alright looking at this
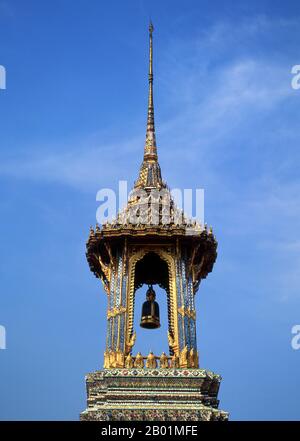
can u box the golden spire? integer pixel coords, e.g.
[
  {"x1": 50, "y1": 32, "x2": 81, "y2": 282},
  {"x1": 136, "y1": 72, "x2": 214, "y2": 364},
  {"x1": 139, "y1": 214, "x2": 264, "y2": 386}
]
[
  {"x1": 144, "y1": 21, "x2": 157, "y2": 160},
  {"x1": 135, "y1": 22, "x2": 164, "y2": 189}
]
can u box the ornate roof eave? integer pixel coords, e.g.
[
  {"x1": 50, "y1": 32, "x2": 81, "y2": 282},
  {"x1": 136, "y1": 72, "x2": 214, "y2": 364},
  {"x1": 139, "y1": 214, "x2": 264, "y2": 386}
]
[
  {"x1": 87, "y1": 222, "x2": 217, "y2": 241},
  {"x1": 86, "y1": 224, "x2": 218, "y2": 287}
]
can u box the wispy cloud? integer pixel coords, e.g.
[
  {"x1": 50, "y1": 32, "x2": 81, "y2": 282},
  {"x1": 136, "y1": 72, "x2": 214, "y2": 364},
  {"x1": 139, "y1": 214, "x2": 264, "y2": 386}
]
[
  {"x1": 0, "y1": 136, "x2": 144, "y2": 190},
  {"x1": 0, "y1": 59, "x2": 292, "y2": 191},
  {"x1": 0, "y1": 16, "x2": 295, "y2": 192}
]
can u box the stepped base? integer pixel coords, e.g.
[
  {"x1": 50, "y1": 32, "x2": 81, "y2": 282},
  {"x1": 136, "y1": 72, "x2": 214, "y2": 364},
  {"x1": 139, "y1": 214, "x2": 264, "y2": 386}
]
[{"x1": 80, "y1": 368, "x2": 228, "y2": 421}]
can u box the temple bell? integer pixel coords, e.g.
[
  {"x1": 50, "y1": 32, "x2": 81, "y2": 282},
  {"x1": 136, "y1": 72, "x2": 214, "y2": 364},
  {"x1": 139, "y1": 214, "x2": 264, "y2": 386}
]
[{"x1": 140, "y1": 285, "x2": 161, "y2": 329}]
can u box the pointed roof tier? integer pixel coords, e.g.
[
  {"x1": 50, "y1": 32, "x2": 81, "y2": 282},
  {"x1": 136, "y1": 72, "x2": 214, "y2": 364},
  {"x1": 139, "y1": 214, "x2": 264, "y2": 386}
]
[
  {"x1": 86, "y1": 24, "x2": 218, "y2": 292},
  {"x1": 134, "y1": 22, "x2": 165, "y2": 190}
]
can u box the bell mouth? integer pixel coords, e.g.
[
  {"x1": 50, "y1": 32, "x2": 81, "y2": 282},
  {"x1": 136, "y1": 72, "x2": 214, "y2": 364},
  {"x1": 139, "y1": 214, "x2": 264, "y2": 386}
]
[{"x1": 140, "y1": 316, "x2": 161, "y2": 329}]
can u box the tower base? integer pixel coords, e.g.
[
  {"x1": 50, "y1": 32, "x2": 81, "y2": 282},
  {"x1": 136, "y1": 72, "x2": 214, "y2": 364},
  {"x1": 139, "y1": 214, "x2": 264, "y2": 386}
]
[{"x1": 80, "y1": 368, "x2": 228, "y2": 421}]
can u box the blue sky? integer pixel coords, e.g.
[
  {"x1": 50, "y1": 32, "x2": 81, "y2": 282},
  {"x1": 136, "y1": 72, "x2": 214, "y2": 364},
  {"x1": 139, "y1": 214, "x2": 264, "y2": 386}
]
[{"x1": 0, "y1": 0, "x2": 300, "y2": 420}]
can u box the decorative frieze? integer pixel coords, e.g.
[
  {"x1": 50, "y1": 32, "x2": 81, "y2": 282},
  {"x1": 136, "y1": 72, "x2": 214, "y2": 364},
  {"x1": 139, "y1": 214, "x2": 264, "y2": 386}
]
[{"x1": 80, "y1": 368, "x2": 228, "y2": 421}]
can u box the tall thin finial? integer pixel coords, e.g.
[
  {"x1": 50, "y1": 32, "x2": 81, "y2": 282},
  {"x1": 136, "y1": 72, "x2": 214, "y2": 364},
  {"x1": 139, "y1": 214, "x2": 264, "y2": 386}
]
[
  {"x1": 149, "y1": 21, "x2": 153, "y2": 81},
  {"x1": 134, "y1": 22, "x2": 164, "y2": 189},
  {"x1": 144, "y1": 20, "x2": 157, "y2": 160}
]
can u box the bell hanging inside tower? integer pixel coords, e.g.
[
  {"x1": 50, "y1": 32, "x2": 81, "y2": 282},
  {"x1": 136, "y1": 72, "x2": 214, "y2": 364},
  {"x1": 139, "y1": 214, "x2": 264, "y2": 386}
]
[{"x1": 140, "y1": 285, "x2": 161, "y2": 329}]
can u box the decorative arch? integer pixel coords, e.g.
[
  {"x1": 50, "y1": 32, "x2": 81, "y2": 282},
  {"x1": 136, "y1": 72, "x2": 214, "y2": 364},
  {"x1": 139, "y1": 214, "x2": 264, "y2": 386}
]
[{"x1": 125, "y1": 247, "x2": 179, "y2": 356}]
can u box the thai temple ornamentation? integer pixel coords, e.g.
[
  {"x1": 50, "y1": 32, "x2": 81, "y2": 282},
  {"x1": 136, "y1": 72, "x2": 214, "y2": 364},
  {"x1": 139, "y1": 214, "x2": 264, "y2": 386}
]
[{"x1": 81, "y1": 23, "x2": 228, "y2": 421}]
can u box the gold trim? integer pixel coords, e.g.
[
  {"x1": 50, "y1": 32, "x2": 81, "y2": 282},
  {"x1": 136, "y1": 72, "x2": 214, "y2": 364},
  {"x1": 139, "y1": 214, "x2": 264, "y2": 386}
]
[
  {"x1": 178, "y1": 257, "x2": 186, "y2": 348},
  {"x1": 140, "y1": 315, "x2": 160, "y2": 327},
  {"x1": 103, "y1": 349, "x2": 198, "y2": 369},
  {"x1": 125, "y1": 330, "x2": 136, "y2": 354},
  {"x1": 125, "y1": 246, "x2": 179, "y2": 357},
  {"x1": 107, "y1": 306, "x2": 126, "y2": 319},
  {"x1": 178, "y1": 306, "x2": 196, "y2": 321}
]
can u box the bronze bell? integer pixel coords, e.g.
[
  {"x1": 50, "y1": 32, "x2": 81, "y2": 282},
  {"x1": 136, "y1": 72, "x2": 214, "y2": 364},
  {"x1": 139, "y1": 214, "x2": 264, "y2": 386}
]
[{"x1": 140, "y1": 285, "x2": 160, "y2": 329}]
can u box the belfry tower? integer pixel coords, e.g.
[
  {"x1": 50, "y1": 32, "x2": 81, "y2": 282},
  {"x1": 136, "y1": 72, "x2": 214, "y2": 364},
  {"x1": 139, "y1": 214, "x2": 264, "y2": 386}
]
[{"x1": 80, "y1": 24, "x2": 228, "y2": 421}]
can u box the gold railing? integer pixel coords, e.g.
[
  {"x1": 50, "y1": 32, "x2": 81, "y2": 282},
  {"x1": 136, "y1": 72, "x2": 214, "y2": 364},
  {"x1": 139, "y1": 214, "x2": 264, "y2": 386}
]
[
  {"x1": 104, "y1": 348, "x2": 199, "y2": 369},
  {"x1": 125, "y1": 352, "x2": 178, "y2": 369}
]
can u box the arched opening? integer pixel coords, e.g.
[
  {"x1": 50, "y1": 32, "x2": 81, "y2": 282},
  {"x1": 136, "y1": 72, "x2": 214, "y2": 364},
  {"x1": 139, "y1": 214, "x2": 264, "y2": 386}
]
[{"x1": 132, "y1": 252, "x2": 171, "y2": 356}]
